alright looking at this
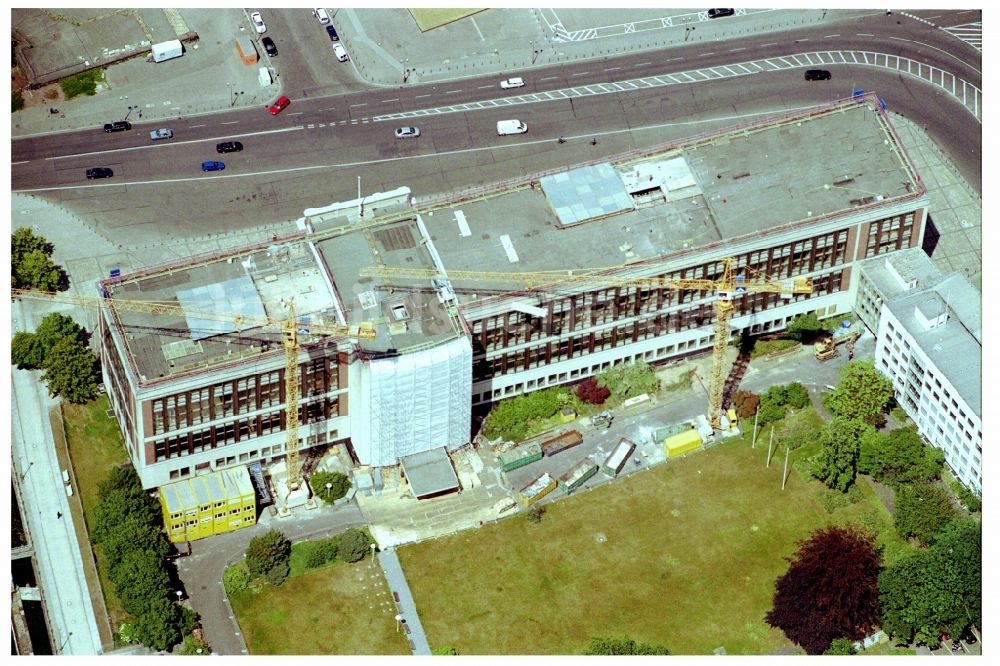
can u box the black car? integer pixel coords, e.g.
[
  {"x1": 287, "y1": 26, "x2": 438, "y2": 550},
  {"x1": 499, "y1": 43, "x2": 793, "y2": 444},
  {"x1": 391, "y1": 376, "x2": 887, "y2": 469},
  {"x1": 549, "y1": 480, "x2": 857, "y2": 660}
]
[
  {"x1": 707, "y1": 8, "x2": 735, "y2": 18},
  {"x1": 103, "y1": 121, "x2": 131, "y2": 133},
  {"x1": 804, "y1": 69, "x2": 833, "y2": 81},
  {"x1": 326, "y1": 24, "x2": 339, "y2": 41},
  {"x1": 216, "y1": 141, "x2": 244, "y2": 153},
  {"x1": 262, "y1": 36, "x2": 277, "y2": 57},
  {"x1": 86, "y1": 167, "x2": 114, "y2": 179}
]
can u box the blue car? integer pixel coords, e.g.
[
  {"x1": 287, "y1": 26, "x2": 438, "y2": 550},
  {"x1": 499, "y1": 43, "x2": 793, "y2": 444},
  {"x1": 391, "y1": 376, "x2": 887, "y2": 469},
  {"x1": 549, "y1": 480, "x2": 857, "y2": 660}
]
[{"x1": 201, "y1": 161, "x2": 225, "y2": 172}]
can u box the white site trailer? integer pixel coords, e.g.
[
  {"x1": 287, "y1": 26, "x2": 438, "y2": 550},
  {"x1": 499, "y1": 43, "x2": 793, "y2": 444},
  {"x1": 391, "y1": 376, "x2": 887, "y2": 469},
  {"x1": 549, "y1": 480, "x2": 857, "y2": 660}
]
[{"x1": 151, "y1": 40, "x2": 183, "y2": 63}]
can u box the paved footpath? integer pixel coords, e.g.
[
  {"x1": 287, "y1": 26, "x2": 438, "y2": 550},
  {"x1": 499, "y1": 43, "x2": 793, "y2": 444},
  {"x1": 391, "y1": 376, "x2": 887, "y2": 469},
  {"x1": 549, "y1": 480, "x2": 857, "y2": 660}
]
[{"x1": 378, "y1": 549, "x2": 432, "y2": 655}]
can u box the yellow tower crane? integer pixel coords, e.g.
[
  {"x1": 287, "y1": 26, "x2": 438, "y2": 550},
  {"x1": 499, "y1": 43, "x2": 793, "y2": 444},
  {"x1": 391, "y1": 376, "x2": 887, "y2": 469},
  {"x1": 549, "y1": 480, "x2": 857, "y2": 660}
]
[
  {"x1": 359, "y1": 258, "x2": 812, "y2": 429},
  {"x1": 11, "y1": 288, "x2": 376, "y2": 490}
]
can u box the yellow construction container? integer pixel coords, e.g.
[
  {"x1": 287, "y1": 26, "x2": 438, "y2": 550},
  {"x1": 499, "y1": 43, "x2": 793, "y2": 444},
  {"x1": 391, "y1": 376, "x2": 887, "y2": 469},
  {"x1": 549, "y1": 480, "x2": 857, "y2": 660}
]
[
  {"x1": 159, "y1": 468, "x2": 257, "y2": 543},
  {"x1": 663, "y1": 428, "x2": 703, "y2": 458}
]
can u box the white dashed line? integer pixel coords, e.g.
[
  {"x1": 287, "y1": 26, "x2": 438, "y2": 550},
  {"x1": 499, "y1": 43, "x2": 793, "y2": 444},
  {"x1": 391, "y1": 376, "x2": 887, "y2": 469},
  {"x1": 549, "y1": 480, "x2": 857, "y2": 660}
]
[
  {"x1": 761, "y1": 42, "x2": 777, "y2": 47},
  {"x1": 700, "y1": 52, "x2": 715, "y2": 56},
  {"x1": 729, "y1": 47, "x2": 747, "y2": 52},
  {"x1": 13, "y1": 160, "x2": 28, "y2": 165},
  {"x1": 221, "y1": 121, "x2": 239, "y2": 125},
  {"x1": 190, "y1": 124, "x2": 206, "y2": 128},
  {"x1": 382, "y1": 98, "x2": 399, "y2": 103},
  {"x1": 824, "y1": 34, "x2": 840, "y2": 38},
  {"x1": 350, "y1": 102, "x2": 368, "y2": 107},
  {"x1": 635, "y1": 62, "x2": 652, "y2": 66},
  {"x1": 571, "y1": 71, "x2": 591, "y2": 76},
  {"x1": 540, "y1": 76, "x2": 559, "y2": 80},
  {"x1": 445, "y1": 89, "x2": 462, "y2": 94},
  {"x1": 604, "y1": 67, "x2": 621, "y2": 71},
  {"x1": 857, "y1": 33, "x2": 875, "y2": 36}
]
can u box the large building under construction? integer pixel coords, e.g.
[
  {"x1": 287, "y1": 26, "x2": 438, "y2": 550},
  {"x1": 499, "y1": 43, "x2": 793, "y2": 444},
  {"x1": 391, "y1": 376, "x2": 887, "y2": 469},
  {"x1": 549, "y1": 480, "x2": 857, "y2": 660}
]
[{"x1": 98, "y1": 96, "x2": 929, "y2": 489}]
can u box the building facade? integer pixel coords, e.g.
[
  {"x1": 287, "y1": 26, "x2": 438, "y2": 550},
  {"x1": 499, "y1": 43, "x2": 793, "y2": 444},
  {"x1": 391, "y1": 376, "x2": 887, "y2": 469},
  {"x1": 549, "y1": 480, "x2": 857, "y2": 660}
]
[{"x1": 858, "y1": 252, "x2": 982, "y2": 492}]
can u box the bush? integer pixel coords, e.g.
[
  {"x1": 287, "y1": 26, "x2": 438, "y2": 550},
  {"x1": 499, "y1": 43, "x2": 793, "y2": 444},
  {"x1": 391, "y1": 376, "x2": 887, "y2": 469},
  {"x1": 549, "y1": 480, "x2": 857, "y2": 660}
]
[
  {"x1": 824, "y1": 638, "x2": 857, "y2": 655},
  {"x1": 785, "y1": 312, "x2": 831, "y2": 342},
  {"x1": 483, "y1": 387, "x2": 565, "y2": 441},
  {"x1": 311, "y1": 470, "x2": 351, "y2": 504},
  {"x1": 12, "y1": 91, "x2": 24, "y2": 112},
  {"x1": 60, "y1": 69, "x2": 103, "y2": 98},
  {"x1": 784, "y1": 382, "x2": 811, "y2": 409},
  {"x1": 732, "y1": 390, "x2": 760, "y2": 418},
  {"x1": 180, "y1": 634, "x2": 211, "y2": 656},
  {"x1": 575, "y1": 377, "x2": 610, "y2": 405},
  {"x1": 303, "y1": 539, "x2": 338, "y2": 569},
  {"x1": 895, "y1": 482, "x2": 959, "y2": 544},
  {"x1": 245, "y1": 530, "x2": 291, "y2": 579},
  {"x1": 950, "y1": 481, "x2": 982, "y2": 513},
  {"x1": 526, "y1": 505, "x2": 546, "y2": 524},
  {"x1": 596, "y1": 361, "x2": 660, "y2": 400},
  {"x1": 337, "y1": 528, "x2": 372, "y2": 563},
  {"x1": 263, "y1": 561, "x2": 290, "y2": 586},
  {"x1": 223, "y1": 565, "x2": 252, "y2": 595}
]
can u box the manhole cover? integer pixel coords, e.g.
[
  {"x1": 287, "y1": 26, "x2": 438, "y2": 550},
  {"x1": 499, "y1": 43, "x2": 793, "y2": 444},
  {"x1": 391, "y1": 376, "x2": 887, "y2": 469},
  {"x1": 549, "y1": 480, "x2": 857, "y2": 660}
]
[{"x1": 594, "y1": 532, "x2": 607, "y2": 544}]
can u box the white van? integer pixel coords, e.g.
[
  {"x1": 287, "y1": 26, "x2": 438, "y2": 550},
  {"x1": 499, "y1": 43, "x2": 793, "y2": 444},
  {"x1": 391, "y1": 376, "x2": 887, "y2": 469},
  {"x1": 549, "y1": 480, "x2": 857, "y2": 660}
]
[
  {"x1": 332, "y1": 43, "x2": 349, "y2": 62},
  {"x1": 496, "y1": 119, "x2": 528, "y2": 136},
  {"x1": 313, "y1": 8, "x2": 330, "y2": 24}
]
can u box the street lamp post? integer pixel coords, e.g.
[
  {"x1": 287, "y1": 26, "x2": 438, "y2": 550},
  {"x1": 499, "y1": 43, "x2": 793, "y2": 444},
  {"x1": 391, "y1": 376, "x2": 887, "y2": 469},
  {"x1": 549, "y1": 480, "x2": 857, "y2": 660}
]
[
  {"x1": 19, "y1": 460, "x2": 33, "y2": 481},
  {"x1": 59, "y1": 631, "x2": 73, "y2": 654},
  {"x1": 395, "y1": 614, "x2": 404, "y2": 632},
  {"x1": 369, "y1": 543, "x2": 377, "y2": 565},
  {"x1": 402, "y1": 58, "x2": 409, "y2": 83},
  {"x1": 325, "y1": 482, "x2": 332, "y2": 502}
]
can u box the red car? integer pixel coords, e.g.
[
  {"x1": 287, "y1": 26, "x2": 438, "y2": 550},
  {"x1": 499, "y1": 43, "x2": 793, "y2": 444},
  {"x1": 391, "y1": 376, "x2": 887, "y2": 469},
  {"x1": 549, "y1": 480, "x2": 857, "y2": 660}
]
[{"x1": 268, "y1": 96, "x2": 290, "y2": 115}]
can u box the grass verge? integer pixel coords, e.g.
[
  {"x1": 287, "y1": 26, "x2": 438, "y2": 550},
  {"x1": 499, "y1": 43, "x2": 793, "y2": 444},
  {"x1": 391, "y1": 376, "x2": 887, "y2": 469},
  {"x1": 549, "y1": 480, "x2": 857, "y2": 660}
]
[
  {"x1": 61, "y1": 395, "x2": 130, "y2": 634},
  {"x1": 400, "y1": 434, "x2": 910, "y2": 655}
]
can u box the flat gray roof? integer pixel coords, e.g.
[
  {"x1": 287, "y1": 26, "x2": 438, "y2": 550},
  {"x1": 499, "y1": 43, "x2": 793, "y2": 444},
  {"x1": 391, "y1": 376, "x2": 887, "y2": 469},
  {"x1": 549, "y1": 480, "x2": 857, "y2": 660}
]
[
  {"x1": 399, "y1": 447, "x2": 459, "y2": 498},
  {"x1": 422, "y1": 102, "x2": 920, "y2": 301},
  {"x1": 885, "y1": 274, "x2": 981, "y2": 416},
  {"x1": 858, "y1": 248, "x2": 945, "y2": 301}
]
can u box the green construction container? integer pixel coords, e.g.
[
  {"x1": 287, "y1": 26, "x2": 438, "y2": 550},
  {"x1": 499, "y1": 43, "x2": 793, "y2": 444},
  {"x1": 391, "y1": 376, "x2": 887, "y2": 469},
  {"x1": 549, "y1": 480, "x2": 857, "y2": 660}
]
[
  {"x1": 559, "y1": 459, "x2": 599, "y2": 493},
  {"x1": 498, "y1": 442, "x2": 543, "y2": 472}
]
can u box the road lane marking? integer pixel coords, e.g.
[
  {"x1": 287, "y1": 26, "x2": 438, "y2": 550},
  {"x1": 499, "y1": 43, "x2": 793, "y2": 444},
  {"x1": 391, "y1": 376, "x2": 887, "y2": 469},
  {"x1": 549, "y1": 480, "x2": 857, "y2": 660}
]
[
  {"x1": 604, "y1": 67, "x2": 621, "y2": 71},
  {"x1": 42, "y1": 126, "x2": 305, "y2": 160},
  {"x1": 415, "y1": 94, "x2": 430, "y2": 98},
  {"x1": 350, "y1": 102, "x2": 368, "y2": 107},
  {"x1": 824, "y1": 34, "x2": 840, "y2": 38},
  {"x1": 729, "y1": 47, "x2": 747, "y2": 52},
  {"x1": 190, "y1": 124, "x2": 206, "y2": 128},
  {"x1": 635, "y1": 62, "x2": 652, "y2": 66},
  {"x1": 539, "y1": 76, "x2": 559, "y2": 80},
  {"x1": 445, "y1": 89, "x2": 462, "y2": 93},
  {"x1": 221, "y1": 121, "x2": 239, "y2": 124},
  {"x1": 13, "y1": 160, "x2": 28, "y2": 165},
  {"x1": 382, "y1": 98, "x2": 399, "y2": 102}
]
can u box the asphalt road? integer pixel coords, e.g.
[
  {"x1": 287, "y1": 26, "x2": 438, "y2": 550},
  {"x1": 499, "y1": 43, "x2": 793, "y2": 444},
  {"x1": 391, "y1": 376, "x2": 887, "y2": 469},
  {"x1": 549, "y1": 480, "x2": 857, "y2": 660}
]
[{"x1": 10, "y1": 10, "x2": 981, "y2": 250}]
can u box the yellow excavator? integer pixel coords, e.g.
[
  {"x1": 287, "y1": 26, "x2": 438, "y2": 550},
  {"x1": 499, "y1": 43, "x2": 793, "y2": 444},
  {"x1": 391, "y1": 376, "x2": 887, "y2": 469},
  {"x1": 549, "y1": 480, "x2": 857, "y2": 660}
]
[{"x1": 814, "y1": 330, "x2": 861, "y2": 361}]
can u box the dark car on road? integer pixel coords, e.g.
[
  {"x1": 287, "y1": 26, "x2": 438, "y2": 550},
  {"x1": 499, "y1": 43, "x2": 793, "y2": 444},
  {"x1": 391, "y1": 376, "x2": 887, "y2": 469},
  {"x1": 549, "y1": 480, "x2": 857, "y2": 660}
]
[
  {"x1": 103, "y1": 121, "x2": 131, "y2": 133},
  {"x1": 262, "y1": 37, "x2": 277, "y2": 57},
  {"x1": 86, "y1": 167, "x2": 114, "y2": 179},
  {"x1": 216, "y1": 141, "x2": 244, "y2": 153},
  {"x1": 707, "y1": 8, "x2": 735, "y2": 18},
  {"x1": 326, "y1": 24, "x2": 339, "y2": 41},
  {"x1": 804, "y1": 69, "x2": 833, "y2": 81}
]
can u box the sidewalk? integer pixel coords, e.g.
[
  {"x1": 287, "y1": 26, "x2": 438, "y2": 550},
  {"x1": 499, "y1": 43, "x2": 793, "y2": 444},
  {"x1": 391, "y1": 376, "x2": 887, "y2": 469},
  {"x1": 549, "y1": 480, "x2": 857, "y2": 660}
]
[{"x1": 377, "y1": 549, "x2": 432, "y2": 656}]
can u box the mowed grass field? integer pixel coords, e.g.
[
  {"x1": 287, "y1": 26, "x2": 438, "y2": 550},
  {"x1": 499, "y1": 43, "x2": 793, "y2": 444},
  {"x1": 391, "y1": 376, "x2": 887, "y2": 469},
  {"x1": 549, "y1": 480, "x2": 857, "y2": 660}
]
[
  {"x1": 400, "y1": 436, "x2": 906, "y2": 655},
  {"x1": 408, "y1": 8, "x2": 484, "y2": 31},
  {"x1": 231, "y1": 559, "x2": 410, "y2": 655}
]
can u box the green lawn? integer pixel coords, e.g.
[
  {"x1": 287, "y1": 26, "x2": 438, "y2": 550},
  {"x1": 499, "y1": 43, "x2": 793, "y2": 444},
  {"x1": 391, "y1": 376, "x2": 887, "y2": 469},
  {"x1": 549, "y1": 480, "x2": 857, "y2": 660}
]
[
  {"x1": 408, "y1": 8, "x2": 484, "y2": 31},
  {"x1": 399, "y1": 435, "x2": 909, "y2": 655},
  {"x1": 231, "y1": 559, "x2": 410, "y2": 655},
  {"x1": 61, "y1": 395, "x2": 131, "y2": 632}
]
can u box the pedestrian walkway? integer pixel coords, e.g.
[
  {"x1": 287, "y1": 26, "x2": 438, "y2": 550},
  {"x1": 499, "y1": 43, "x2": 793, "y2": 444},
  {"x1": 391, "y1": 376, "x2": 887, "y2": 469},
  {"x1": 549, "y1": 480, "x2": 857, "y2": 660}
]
[{"x1": 377, "y1": 549, "x2": 432, "y2": 656}]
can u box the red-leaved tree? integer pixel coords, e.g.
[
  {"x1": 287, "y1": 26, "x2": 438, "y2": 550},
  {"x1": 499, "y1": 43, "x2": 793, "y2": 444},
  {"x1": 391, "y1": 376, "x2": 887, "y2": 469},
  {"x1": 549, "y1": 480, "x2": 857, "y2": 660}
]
[
  {"x1": 765, "y1": 525, "x2": 882, "y2": 654},
  {"x1": 576, "y1": 377, "x2": 610, "y2": 405}
]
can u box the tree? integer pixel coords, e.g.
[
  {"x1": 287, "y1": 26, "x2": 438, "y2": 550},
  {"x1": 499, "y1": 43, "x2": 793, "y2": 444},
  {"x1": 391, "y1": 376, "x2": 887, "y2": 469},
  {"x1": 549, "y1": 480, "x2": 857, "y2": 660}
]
[
  {"x1": 811, "y1": 417, "x2": 865, "y2": 492},
  {"x1": 784, "y1": 382, "x2": 811, "y2": 409},
  {"x1": 263, "y1": 561, "x2": 290, "y2": 586},
  {"x1": 245, "y1": 530, "x2": 291, "y2": 579},
  {"x1": 824, "y1": 638, "x2": 857, "y2": 655},
  {"x1": 584, "y1": 636, "x2": 670, "y2": 655},
  {"x1": 111, "y1": 549, "x2": 173, "y2": 617},
  {"x1": 879, "y1": 518, "x2": 981, "y2": 648},
  {"x1": 40, "y1": 336, "x2": 100, "y2": 403},
  {"x1": 857, "y1": 429, "x2": 886, "y2": 476},
  {"x1": 827, "y1": 360, "x2": 894, "y2": 426},
  {"x1": 894, "y1": 482, "x2": 959, "y2": 544},
  {"x1": 131, "y1": 597, "x2": 197, "y2": 652},
  {"x1": 766, "y1": 525, "x2": 882, "y2": 655},
  {"x1": 11, "y1": 331, "x2": 43, "y2": 369},
  {"x1": 101, "y1": 522, "x2": 171, "y2": 571},
  {"x1": 11, "y1": 312, "x2": 86, "y2": 370},
  {"x1": 223, "y1": 564, "x2": 253, "y2": 595},
  {"x1": 526, "y1": 504, "x2": 546, "y2": 524},
  {"x1": 785, "y1": 312, "x2": 830, "y2": 342},
  {"x1": 483, "y1": 388, "x2": 564, "y2": 441},
  {"x1": 575, "y1": 377, "x2": 610, "y2": 404},
  {"x1": 596, "y1": 361, "x2": 660, "y2": 400},
  {"x1": 12, "y1": 228, "x2": 67, "y2": 291},
  {"x1": 337, "y1": 528, "x2": 372, "y2": 563},
  {"x1": 311, "y1": 470, "x2": 351, "y2": 504},
  {"x1": 732, "y1": 390, "x2": 760, "y2": 419},
  {"x1": 870, "y1": 428, "x2": 944, "y2": 486}
]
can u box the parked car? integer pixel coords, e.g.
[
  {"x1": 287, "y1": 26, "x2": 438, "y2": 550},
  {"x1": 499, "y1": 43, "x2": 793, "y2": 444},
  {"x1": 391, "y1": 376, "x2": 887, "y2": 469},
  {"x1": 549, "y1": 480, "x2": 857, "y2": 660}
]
[
  {"x1": 332, "y1": 43, "x2": 349, "y2": 62},
  {"x1": 804, "y1": 69, "x2": 832, "y2": 81},
  {"x1": 103, "y1": 121, "x2": 131, "y2": 133},
  {"x1": 394, "y1": 126, "x2": 421, "y2": 139},
  {"x1": 201, "y1": 161, "x2": 225, "y2": 172},
  {"x1": 262, "y1": 36, "x2": 277, "y2": 57},
  {"x1": 216, "y1": 141, "x2": 244, "y2": 153},
  {"x1": 86, "y1": 167, "x2": 114, "y2": 179},
  {"x1": 707, "y1": 8, "x2": 735, "y2": 18},
  {"x1": 268, "y1": 95, "x2": 291, "y2": 115},
  {"x1": 149, "y1": 128, "x2": 173, "y2": 140},
  {"x1": 250, "y1": 11, "x2": 266, "y2": 34},
  {"x1": 326, "y1": 24, "x2": 339, "y2": 41},
  {"x1": 500, "y1": 77, "x2": 525, "y2": 89},
  {"x1": 313, "y1": 8, "x2": 330, "y2": 25}
]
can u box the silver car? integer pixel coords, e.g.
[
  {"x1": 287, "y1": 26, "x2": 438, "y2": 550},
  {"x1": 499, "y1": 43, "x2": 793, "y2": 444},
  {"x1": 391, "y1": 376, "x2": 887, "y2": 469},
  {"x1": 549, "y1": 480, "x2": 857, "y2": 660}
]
[
  {"x1": 149, "y1": 128, "x2": 174, "y2": 140},
  {"x1": 394, "y1": 126, "x2": 421, "y2": 139}
]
